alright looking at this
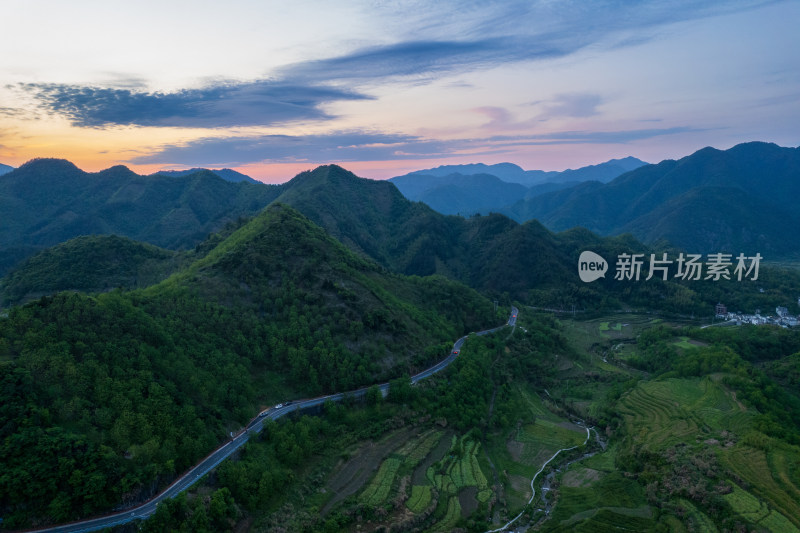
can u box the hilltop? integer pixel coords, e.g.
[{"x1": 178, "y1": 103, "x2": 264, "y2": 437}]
[
  {"x1": 156, "y1": 167, "x2": 258, "y2": 183},
  {"x1": 0, "y1": 158, "x2": 282, "y2": 275}
]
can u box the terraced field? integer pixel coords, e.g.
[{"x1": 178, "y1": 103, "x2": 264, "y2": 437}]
[
  {"x1": 615, "y1": 375, "x2": 800, "y2": 531},
  {"x1": 541, "y1": 471, "x2": 654, "y2": 532},
  {"x1": 421, "y1": 434, "x2": 495, "y2": 528},
  {"x1": 723, "y1": 483, "x2": 799, "y2": 532},
  {"x1": 513, "y1": 419, "x2": 587, "y2": 467},
  {"x1": 405, "y1": 485, "x2": 431, "y2": 513},
  {"x1": 617, "y1": 377, "x2": 752, "y2": 450},
  {"x1": 720, "y1": 444, "x2": 800, "y2": 529},
  {"x1": 359, "y1": 456, "x2": 402, "y2": 506},
  {"x1": 352, "y1": 430, "x2": 494, "y2": 529},
  {"x1": 677, "y1": 499, "x2": 719, "y2": 533}
]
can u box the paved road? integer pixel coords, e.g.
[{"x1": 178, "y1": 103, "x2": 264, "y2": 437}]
[{"x1": 26, "y1": 306, "x2": 518, "y2": 533}]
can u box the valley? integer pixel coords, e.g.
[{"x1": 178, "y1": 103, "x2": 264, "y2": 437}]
[{"x1": 1, "y1": 158, "x2": 799, "y2": 533}]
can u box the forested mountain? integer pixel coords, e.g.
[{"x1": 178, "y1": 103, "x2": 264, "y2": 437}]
[
  {"x1": 503, "y1": 142, "x2": 800, "y2": 257},
  {"x1": 274, "y1": 165, "x2": 574, "y2": 296},
  {"x1": 4, "y1": 155, "x2": 798, "y2": 314},
  {"x1": 269, "y1": 165, "x2": 707, "y2": 312},
  {"x1": 0, "y1": 203, "x2": 496, "y2": 528},
  {"x1": 0, "y1": 235, "x2": 186, "y2": 307},
  {"x1": 0, "y1": 158, "x2": 282, "y2": 276},
  {"x1": 0, "y1": 162, "x2": 13, "y2": 175},
  {"x1": 0, "y1": 160, "x2": 647, "y2": 308},
  {"x1": 156, "y1": 168, "x2": 258, "y2": 183}
]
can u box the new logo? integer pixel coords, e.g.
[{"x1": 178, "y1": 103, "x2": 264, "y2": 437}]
[{"x1": 578, "y1": 251, "x2": 608, "y2": 283}]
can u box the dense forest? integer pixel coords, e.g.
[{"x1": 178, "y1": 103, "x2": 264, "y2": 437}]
[{"x1": 0, "y1": 205, "x2": 498, "y2": 528}]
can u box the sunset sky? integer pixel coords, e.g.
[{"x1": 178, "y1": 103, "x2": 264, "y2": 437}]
[{"x1": 1, "y1": 0, "x2": 798, "y2": 182}]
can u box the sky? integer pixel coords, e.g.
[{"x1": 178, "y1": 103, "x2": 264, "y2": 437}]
[{"x1": 0, "y1": 0, "x2": 798, "y2": 183}]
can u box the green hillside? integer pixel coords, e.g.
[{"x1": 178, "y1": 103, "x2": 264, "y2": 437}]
[
  {"x1": 0, "y1": 204, "x2": 496, "y2": 529},
  {"x1": 4, "y1": 159, "x2": 799, "y2": 318},
  {"x1": 272, "y1": 165, "x2": 703, "y2": 312},
  {"x1": 0, "y1": 234, "x2": 185, "y2": 307},
  {"x1": 0, "y1": 158, "x2": 283, "y2": 276}
]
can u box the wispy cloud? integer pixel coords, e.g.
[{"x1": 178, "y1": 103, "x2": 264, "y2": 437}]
[
  {"x1": 277, "y1": 37, "x2": 564, "y2": 85},
  {"x1": 129, "y1": 126, "x2": 699, "y2": 167},
  {"x1": 474, "y1": 94, "x2": 606, "y2": 132},
  {"x1": 128, "y1": 131, "x2": 448, "y2": 166},
  {"x1": 487, "y1": 126, "x2": 703, "y2": 146},
  {"x1": 17, "y1": 0, "x2": 776, "y2": 129},
  {"x1": 18, "y1": 81, "x2": 369, "y2": 128}
]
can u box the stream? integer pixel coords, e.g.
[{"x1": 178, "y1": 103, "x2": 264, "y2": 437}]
[{"x1": 485, "y1": 422, "x2": 606, "y2": 533}]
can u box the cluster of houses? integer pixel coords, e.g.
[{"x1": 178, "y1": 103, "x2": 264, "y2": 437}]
[{"x1": 715, "y1": 301, "x2": 799, "y2": 327}]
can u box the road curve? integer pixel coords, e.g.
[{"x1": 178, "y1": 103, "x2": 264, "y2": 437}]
[{"x1": 24, "y1": 306, "x2": 518, "y2": 533}]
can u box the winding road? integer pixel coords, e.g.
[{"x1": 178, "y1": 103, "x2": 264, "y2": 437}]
[{"x1": 25, "y1": 307, "x2": 518, "y2": 533}]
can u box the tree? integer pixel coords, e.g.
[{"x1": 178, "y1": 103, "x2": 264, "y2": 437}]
[
  {"x1": 366, "y1": 384, "x2": 383, "y2": 406},
  {"x1": 388, "y1": 375, "x2": 413, "y2": 404}
]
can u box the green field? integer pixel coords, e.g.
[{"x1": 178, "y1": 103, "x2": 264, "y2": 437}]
[
  {"x1": 406, "y1": 485, "x2": 432, "y2": 513},
  {"x1": 673, "y1": 336, "x2": 700, "y2": 349},
  {"x1": 359, "y1": 456, "x2": 402, "y2": 506},
  {"x1": 541, "y1": 471, "x2": 653, "y2": 532},
  {"x1": 720, "y1": 444, "x2": 800, "y2": 529},
  {"x1": 617, "y1": 377, "x2": 752, "y2": 450},
  {"x1": 515, "y1": 419, "x2": 587, "y2": 466}
]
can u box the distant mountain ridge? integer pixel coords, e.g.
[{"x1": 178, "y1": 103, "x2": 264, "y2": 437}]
[
  {"x1": 503, "y1": 142, "x2": 800, "y2": 257},
  {"x1": 0, "y1": 162, "x2": 14, "y2": 175},
  {"x1": 3, "y1": 141, "x2": 799, "y2": 298},
  {"x1": 389, "y1": 156, "x2": 648, "y2": 216},
  {"x1": 0, "y1": 158, "x2": 282, "y2": 275},
  {"x1": 399, "y1": 156, "x2": 647, "y2": 186},
  {"x1": 389, "y1": 172, "x2": 530, "y2": 215},
  {"x1": 156, "y1": 167, "x2": 258, "y2": 183}
]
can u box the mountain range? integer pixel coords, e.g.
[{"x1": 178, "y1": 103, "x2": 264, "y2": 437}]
[
  {"x1": 389, "y1": 157, "x2": 647, "y2": 216},
  {"x1": 503, "y1": 142, "x2": 800, "y2": 257},
  {"x1": 397, "y1": 157, "x2": 647, "y2": 186},
  {"x1": 0, "y1": 162, "x2": 14, "y2": 175},
  {"x1": 0, "y1": 162, "x2": 720, "y2": 315},
  {"x1": 0, "y1": 158, "x2": 282, "y2": 275},
  {"x1": 2, "y1": 142, "x2": 798, "y2": 309}
]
